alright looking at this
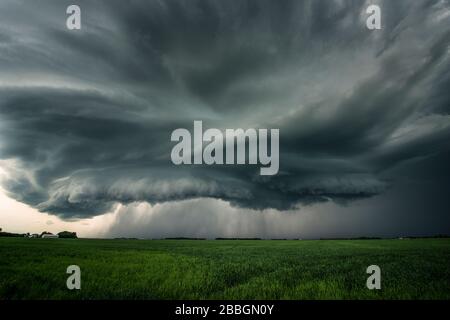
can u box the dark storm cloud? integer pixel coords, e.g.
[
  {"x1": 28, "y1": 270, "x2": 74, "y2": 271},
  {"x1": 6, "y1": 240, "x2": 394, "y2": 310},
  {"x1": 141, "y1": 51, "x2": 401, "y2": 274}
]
[{"x1": 0, "y1": 0, "x2": 449, "y2": 219}]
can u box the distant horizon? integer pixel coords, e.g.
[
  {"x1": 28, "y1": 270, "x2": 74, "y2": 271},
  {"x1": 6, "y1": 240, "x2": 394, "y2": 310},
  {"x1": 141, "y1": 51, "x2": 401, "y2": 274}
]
[{"x1": 2, "y1": 222, "x2": 450, "y2": 242}]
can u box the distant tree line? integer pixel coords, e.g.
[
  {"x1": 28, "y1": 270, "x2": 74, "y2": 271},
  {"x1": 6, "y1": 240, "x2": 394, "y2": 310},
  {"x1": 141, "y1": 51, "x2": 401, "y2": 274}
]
[
  {"x1": 0, "y1": 231, "x2": 25, "y2": 237},
  {"x1": 215, "y1": 238, "x2": 262, "y2": 240},
  {"x1": 0, "y1": 228, "x2": 77, "y2": 238}
]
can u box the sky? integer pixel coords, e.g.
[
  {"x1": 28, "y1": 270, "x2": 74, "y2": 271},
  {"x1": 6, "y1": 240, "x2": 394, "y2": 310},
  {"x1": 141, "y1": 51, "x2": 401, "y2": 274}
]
[{"x1": 0, "y1": 0, "x2": 449, "y2": 238}]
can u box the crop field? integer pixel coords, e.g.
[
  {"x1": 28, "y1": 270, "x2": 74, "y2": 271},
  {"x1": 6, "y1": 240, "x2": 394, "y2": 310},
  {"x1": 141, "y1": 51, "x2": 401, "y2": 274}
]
[{"x1": 0, "y1": 238, "x2": 449, "y2": 299}]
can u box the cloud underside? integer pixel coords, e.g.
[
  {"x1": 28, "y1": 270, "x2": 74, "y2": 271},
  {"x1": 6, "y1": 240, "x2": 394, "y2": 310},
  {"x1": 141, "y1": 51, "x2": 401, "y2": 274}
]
[{"x1": 0, "y1": 0, "x2": 450, "y2": 219}]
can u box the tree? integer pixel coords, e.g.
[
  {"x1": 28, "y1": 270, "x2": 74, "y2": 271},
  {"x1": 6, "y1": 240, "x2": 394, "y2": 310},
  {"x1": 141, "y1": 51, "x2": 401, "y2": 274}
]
[{"x1": 58, "y1": 231, "x2": 78, "y2": 239}]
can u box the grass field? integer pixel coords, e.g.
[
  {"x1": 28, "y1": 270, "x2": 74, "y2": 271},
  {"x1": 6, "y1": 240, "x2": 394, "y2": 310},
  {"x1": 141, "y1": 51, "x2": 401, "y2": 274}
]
[{"x1": 0, "y1": 237, "x2": 449, "y2": 300}]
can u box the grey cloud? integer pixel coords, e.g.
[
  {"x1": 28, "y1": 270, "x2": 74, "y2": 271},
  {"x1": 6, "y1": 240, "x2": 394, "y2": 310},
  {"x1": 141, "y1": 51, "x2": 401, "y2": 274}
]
[
  {"x1": 0, "y1": 0, "x2": 449, "y2": 223},
  {"x1": 103, "y1": 170, "x2": 450, "y2": 239}
]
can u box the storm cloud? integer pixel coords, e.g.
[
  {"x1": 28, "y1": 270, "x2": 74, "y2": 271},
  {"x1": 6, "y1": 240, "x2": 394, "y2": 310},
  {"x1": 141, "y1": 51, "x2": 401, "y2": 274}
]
[{"x1": 0, "y1": 0, "x2": 449, "y2": 227}]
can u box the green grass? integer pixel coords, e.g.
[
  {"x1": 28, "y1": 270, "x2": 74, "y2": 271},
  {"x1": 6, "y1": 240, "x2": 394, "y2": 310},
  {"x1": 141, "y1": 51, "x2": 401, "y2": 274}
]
[{"x1": 0, "y1": 238, "x2": 449, "y2": 299}]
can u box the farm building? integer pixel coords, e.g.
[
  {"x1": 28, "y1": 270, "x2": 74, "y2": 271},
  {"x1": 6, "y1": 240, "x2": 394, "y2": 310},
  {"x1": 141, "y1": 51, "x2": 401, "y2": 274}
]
[{"x1": 42, "y1": 234, "x2": 59, "y2": 239}]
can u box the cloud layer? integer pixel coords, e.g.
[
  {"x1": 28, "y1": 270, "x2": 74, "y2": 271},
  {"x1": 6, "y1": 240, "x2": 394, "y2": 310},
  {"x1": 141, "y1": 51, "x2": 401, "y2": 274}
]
[{"x1": 0, "y1": 0, "x2": 449, "y2": 224}]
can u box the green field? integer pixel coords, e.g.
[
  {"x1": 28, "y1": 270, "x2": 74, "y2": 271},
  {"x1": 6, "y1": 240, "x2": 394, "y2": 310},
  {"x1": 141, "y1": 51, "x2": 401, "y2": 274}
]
[{"x1": 0, "y1": 238, "x2": 449, "y2": 299}]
